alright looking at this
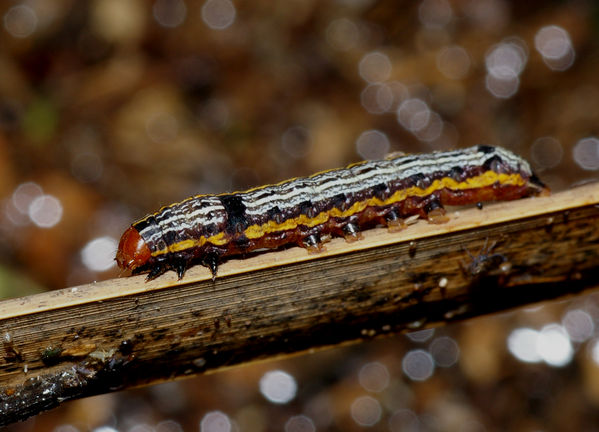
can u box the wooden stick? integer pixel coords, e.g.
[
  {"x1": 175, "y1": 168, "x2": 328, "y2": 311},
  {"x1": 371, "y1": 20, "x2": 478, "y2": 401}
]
[{"x1": 1, "y1": 182, "x2": 599, "y2": 425}]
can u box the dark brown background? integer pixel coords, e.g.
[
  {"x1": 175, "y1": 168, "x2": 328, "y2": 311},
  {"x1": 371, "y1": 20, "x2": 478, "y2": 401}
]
[{"x1": 1, "y1": 1, "x2": 599, "y2": 430}]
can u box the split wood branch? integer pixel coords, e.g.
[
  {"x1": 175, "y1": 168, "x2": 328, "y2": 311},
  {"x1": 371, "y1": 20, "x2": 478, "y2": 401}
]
[{"x1": 1, "y1": 182, "x2": 599, "y2": 425}]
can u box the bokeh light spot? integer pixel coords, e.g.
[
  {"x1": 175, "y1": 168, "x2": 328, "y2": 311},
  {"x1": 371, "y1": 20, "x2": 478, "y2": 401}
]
[
  {"x1": 397, "y1": 98, "x2": 431, "y2": 132},
  {"x1": 485, "y1": 73, "x2": 519, "y2": 99},
  {"x1": 413, "y1": 111, "x2": 443, "y2": 142},
  {"x1": 12, "y1": 182, "x2": 43, "y2": 215},
  {"x1": 91, "y1": 427, "x2": 118, "y2": 432},
  {"x1": 573, "y1": 137, "x2": 599, "y2": 170},
  {"x1": 200, "y1": 411, "x2": 232, "y2": 432},
  {"x1": 360, "y1": 83, "x2": 394, "y2": 114},
  {"x1": 485, "y1": 41, "x2": 527, "y2": 99},
  {"x1": 486, "y1": 42, "x2": 527, "y2": 79},
  {"x1": 436, "y1": 45, "x2": 471, "y2": 80},
  {"x1": 530, "y1": 136, "x2": 563, "y2": 169},
  {"x1": 28, "y1": 194, "x2": 63, "y2": 228},
  {"x1": 406, "y1": 328, "x2": 435, "y2": 342},
  {"x1": 81, "y1": 236, "x2": 118, "y2": 272},
  {"x1": 156, "y1": 419, "x2": 184, "y2": 432},
  {"x1": 53, "y1": 425, "x2": 80, "y2": 432},
  {"x1": 534, "y1": 25, "x2": 575, "y2": 71},
  {"x1": 201, "y1": 0, "x2": 236, "y2": 30},
  {"x1": 537, "y1": 324, "x2": 573, "y2": 367},
  {"x1": 350, "y1": 395, "x2": 382, "y2": 427},
  {"x1": 507, "y1": 328, "x2": 542, "y2": 363},
  {"x1": 128, "y1": 424, "x2": 153, "y2": 432},
  {"x1": 590, "y1": 338, "x2": 599, "y2": 365},
  {"x1": 402, "y1": 349, "x2": 435, "y2": 381},
  {"x1": 359, "y1": 52, "x2": 392, "y2": 83},
  {"x1": 429, "y1": 336, "x2": 460, "y2": 367},
  {"x1": 388, "y1": 409, "x2": 420, "y2": 432},
  {"x1": 259, "y1": 370, "x2": 297, "y2": 404},
  {"x1": 562, "y1": 309, "x2": 594, "y2": 343},
  {"x1": 355, "y1": 130, "x2": 390, "y2": 160},
  {"x1": 358, "y1": 361, "x2": 390, "y2": 392},
  {"x1": 284, "y1": 415, "x2": 316, "y2": 432},
  {"x1": 3, "y1": 5, "x2": 38, "y2": 38}
]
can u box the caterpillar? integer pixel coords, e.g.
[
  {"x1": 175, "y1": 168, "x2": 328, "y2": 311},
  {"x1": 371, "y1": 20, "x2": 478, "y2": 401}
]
[{"x1": 116, "y1": 145, "x2": 548, "y2": 280}]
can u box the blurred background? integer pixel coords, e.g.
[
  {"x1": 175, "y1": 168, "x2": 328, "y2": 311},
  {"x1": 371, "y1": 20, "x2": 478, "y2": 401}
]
[{"x1": 1, "y1": 0, "x2": 599, "y2": 430}]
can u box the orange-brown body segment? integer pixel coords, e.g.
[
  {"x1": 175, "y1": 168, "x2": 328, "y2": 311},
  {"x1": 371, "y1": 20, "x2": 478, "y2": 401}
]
[{"x1": 116, "y1": 227, "x2": 152, "y2": 271}]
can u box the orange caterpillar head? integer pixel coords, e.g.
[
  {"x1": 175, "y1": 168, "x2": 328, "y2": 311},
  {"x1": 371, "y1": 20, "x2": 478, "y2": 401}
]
[{"x1": 116, "y1": 227, "x2": 152, "y2": 271}]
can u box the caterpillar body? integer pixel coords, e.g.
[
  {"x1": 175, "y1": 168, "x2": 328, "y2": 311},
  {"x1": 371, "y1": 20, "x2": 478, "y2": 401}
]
[{"x1": 116, "y1": 145, "x2": 548, "y2": 280}]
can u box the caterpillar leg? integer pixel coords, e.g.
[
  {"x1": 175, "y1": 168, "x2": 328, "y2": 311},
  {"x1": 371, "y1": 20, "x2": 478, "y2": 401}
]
[
  {"x1": 427, "y1": 207, "x2": 449, "y2": 224},
  {"x1": 143, "y1": 264, "x2": 168, "y2": 281},
  {"x1": 342, "y1": 222, "x2": 363, "y2": 242},
  {"x1": 424, "y1": 197, "x2": 449, "y2": 224},
  {"x1": 302, "y1": 233, "x2": 326, "y2": 254},
  {"x1": 202, "y1": 252, "x2": 220, "y2": 281},
  {"x1": 385, "y1": 209, "x2": 422, "y2": 232},
  {"x1": 174, "y1": 259, "x2": 188, "y2": 280},
  {"x1": 138, "y1": 254, "x2": 197, "y2": 281},
  {"x1": 170, "y1": 251, "x2": 197, "y2": 280},
  {"x1": 386, "y1": 210, "x2": 407, "y2": 232}
]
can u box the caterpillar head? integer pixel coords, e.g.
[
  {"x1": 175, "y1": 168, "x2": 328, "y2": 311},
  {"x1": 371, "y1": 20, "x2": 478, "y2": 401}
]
[{"x1": 116, "y1": 227, "x2": 152, "y2": 271}]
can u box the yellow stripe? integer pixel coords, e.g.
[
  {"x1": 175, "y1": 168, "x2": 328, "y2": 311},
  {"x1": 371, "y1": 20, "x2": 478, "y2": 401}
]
[
  {"x1": 241, "y1": 171, "x2": 524, "y2": 240},
  {"x1": 151, "y1": 171, "x2": 525, "y2": 257},
  {"x1": 150, "y1": 232, "x2": 227, "y2": 257}
]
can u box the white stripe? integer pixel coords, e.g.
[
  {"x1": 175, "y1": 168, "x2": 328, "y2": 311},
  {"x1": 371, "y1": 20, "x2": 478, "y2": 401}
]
[
  {"x1": 243, "y1": 146, "x2": 529, "y2": 214},
  {"x1": 149, "y1": 146, "x2": 532, "y2": 230}
]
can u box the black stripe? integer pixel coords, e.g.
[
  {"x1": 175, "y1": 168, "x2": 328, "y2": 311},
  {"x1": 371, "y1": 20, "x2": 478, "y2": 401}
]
[
  {"x1": 477, "y1": 145, "x2": 495, "y2": 154},
  {"x1": 371, "y1": 183, "x2": 388, "y2": 200},
  {"x1": 298, "y1": 200, "x2": 315, "y2": 218},
  {"x1": 266, "y1": 206, "x2": 283, "y2": 224},
  {"x1": 161, "y1": 228, "x2": 178, "y2": 245},
  {"x1": 449, "y1": 166, "x2": 464, "y2": 181},
  {"x1": 330, "y1": 193, "x2": 347, "y2": 210},
  {"x1": 483, "y1": 155, "x2": 504, "y2": 172},
  {"x1": 394, "y1": 156, "x2": 418, "y2": 165},
  {"x1": 409, "y1": 173, "x2": 429, "y2": 189},
  {"x1": 132, "y1": 215, "x2": 164, "y2": 253},
  {"x1": 219, "y1": 194, "x2": 249, "y2": 235},
  {"x1": 133, "y1": 215, "x2": 157, "y2": 233}
]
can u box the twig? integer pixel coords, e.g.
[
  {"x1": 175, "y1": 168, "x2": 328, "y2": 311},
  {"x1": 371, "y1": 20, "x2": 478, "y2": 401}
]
[{"x1": 1, "y1": 182, "x2": 599, "y2": 425}]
